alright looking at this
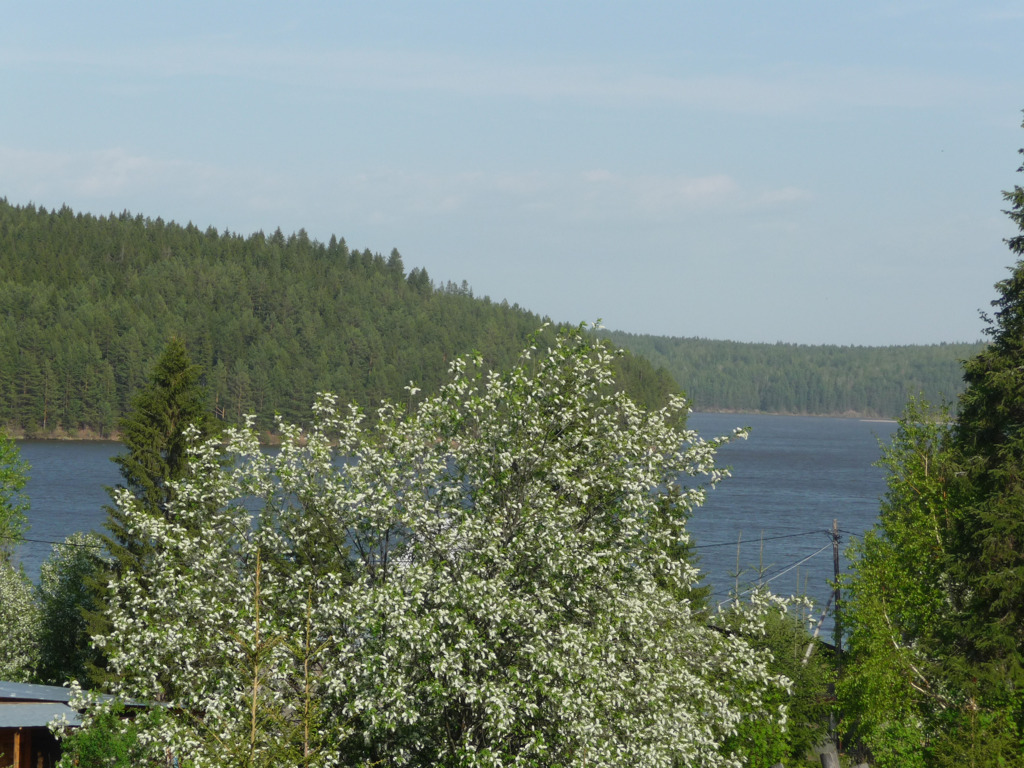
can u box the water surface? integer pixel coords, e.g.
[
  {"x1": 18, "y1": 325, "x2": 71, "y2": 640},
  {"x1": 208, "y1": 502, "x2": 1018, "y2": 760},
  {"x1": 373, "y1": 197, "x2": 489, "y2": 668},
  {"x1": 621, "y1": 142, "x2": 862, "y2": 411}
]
[{"x1": 16, "y1": 414, "x2": 897, "y2": 626}]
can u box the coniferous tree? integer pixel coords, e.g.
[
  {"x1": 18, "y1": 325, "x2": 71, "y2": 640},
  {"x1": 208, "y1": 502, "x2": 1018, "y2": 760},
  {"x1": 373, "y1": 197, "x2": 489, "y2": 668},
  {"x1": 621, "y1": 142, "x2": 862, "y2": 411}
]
[
  {"x1": 0, "y1": 428, "x2": 29, "y2": 561},
  {"x1": 840, "y1": 116, "x2": 1024, "y2": 766},
  {"x1": 36, "y1": 533, "x2": 103, "y2": 685},
  {"x1": 106, "y1": 335, "x2": 213, "y2": 573},
  {"x1": 947, "y1": 116, "x2": 1024, "y2": 739},
  {"x1": 83, "y1": 337, "x2": 214, "y2": 685}
]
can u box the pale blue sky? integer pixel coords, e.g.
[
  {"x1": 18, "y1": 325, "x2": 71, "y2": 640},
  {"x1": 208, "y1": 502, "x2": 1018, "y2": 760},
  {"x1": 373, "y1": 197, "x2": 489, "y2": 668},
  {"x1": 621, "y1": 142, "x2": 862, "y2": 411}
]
[{"x1": 2, "y1": 2, "x2": 1021, "y2": 344}]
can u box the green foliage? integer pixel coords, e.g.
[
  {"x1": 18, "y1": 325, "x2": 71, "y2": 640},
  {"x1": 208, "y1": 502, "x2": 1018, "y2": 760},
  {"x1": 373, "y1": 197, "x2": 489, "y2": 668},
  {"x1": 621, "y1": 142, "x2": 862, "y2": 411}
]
[
  {"x1": 600, "y1": 329, "x2": 983, "y2": 418},
  {"x1": 838, "y1": 400, "x2": 956, "y2": 767},
  {"x1": 36, "y1": 533, "x2": 105, "y2": 685},
  {"x1": 950, "y1": 129, "x2": 1024, "y2": 698},
  {"x1": 0, "y1": 432, "x2": 36, "y2": 682},
  {"x1": 720, "y1": 601, "x2": 834, "y2": 766},
  {"x1": 105, "y1": 335, "x2": 213, "y2": 572},
  {"x1": 0, "y1": 200, "x2": 677, "y2": 436},
  {"x1": 112, "y1": 336, "x2": 212, "y2": 520},
  {"x1": 936, "y1": 114, "x2": 1024, "y2": 757},
  {"x1": 0, "y1": 428, "x2": 29, "y2": 561},
  {"x1": 839, "y1": 376, "x2": 1023, "y2": 766},
  {"x1": 96, "y1": 325, "x2": 787, "y2": 767},
  {"x1": 82, "y1": 337, "x2": 215, "y2": 687},
  {"x1": 55, "y1": 697, "x2": 144, "y2": 768},
  {"x1": 839, "y1": 117, "x2": 1024, "y2": 766}
]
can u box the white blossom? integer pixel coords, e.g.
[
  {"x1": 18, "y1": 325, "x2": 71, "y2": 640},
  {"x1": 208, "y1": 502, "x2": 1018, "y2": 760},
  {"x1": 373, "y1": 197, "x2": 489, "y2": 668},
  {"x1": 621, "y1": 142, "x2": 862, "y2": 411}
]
[
  {"x1": 0, "y1": 562, "x2": 40, "y2": 680},
  {"x1": 95, "y1": 324, "x2": 788, "y2": 767}
]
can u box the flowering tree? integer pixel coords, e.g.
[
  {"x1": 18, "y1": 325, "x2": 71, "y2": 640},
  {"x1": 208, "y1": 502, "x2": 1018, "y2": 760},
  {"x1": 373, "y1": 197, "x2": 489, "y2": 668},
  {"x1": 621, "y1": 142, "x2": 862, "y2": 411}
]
[
  {"x1": 97, "y1": 325, "x2": 788, "y2": 767},
  {"x1": 0, "y1": 561, "x2": 39, "y2": 681},
  {"x1": 0, "y1": 431, "x2": 37, "y2": 682}
]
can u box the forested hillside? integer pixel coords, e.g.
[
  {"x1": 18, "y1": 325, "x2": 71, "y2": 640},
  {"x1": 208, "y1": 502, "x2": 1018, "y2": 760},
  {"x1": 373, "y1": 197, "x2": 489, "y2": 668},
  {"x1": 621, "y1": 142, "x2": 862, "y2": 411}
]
[
  {"x1": 1, "y1": 198, "x2": 984, "y2": 432},
  {"x1": 0, "y1": 200, "x2": 677, "y2": 437},
  {"x1": 602, "y1": 331, "x2": 984, "y2": 418}
]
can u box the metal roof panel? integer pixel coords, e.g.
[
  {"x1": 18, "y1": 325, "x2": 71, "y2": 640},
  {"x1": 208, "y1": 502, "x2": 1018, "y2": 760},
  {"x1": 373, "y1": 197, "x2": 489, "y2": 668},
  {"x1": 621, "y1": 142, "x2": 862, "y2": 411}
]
[
  {"x1": 0, "y1": 702, "x2": 81, "y2": 728},
  {"x1": 0, "y1": 682, "x2": 75, "y2": 704}
]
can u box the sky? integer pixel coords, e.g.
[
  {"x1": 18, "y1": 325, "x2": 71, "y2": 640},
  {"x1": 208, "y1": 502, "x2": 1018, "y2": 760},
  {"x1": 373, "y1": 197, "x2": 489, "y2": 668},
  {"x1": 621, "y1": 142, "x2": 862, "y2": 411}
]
[{"x1": 1, "y1": 2, "x2": 1021, "y2": 346}]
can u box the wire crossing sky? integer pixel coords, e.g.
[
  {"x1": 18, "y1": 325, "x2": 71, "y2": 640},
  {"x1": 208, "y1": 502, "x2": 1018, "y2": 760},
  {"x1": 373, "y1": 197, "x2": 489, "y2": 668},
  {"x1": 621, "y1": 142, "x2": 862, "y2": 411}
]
[{"x1": 2, "y1": 2, "x2": 1021, "y2": 344}]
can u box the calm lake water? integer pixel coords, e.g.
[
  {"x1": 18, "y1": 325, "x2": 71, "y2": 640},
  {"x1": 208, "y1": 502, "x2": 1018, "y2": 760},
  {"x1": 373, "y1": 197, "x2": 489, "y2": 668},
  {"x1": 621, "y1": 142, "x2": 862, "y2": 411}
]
[
  {"x1": 15, "y1": 413, "x2": 897, "y2": 624},
  {"x1": 685, "y1": 413, "x2": 897, "y2": 617}
]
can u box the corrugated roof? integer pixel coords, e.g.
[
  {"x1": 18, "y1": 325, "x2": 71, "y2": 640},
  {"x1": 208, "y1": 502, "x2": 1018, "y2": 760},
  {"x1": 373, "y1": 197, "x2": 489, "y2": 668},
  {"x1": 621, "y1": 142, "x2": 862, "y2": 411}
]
[{"x1": 0, "y1": 702, "x2": 81, "y2": 729}]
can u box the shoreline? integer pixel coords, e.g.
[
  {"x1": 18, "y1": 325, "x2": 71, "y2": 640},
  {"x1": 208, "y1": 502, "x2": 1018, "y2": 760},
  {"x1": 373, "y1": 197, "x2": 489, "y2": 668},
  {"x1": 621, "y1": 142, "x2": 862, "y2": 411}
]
[{"x1": 9, "y1": 410, "x2": 898, "y2": 444}]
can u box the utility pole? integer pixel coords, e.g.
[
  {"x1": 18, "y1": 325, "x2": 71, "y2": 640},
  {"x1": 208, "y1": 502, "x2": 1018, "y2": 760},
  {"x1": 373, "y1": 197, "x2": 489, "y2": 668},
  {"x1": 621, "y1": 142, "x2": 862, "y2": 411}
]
[{"x1": 832, "y1": 518, "x2": 841, "y2": 654}]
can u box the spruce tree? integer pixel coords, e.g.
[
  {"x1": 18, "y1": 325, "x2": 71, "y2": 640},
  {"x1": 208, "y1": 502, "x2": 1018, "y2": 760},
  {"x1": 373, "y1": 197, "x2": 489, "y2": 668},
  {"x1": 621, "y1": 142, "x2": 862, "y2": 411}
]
[
  {"x1": 0, "y1": 428, "x2": 29, "y2": 562},
  {"x1": 83, "y1": 337, "x2": 213, "y2": 685},
  {"x1": 106, "y1": 335, "x2": 213, "y2": 574},
  {"x1": 839, "y1": 118, "x2": 1024, "y2": 765},
  {"x1": 950, "y1": 117, "x2": 1024, "y2": 726}
]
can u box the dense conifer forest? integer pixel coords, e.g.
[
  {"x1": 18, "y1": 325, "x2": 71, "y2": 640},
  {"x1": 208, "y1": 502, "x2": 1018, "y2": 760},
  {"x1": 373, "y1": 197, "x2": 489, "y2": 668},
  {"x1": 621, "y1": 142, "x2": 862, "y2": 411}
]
[
  {"x1": 1, "y1": 198, "x2": 982, "y2": 434},
  {"x1": 0, "y1": 199, "x2": 678, "y2": 437},
  {"x1": 602, "y1": 330, "x2": 984, "y2": 418}
]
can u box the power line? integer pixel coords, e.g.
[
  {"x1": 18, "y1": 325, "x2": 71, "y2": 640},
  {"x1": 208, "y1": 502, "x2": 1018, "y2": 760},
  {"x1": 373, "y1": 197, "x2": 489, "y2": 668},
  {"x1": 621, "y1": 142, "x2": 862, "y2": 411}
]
[
  {"x1": 690, "y1": 529, "x2": 824, "y2": 549},
  {"x1": 714, "y1": 542, "x2": 833, "y2": 609},
  {"x1": 3, "y1": 534, "x2": 105, "y2": 550}
]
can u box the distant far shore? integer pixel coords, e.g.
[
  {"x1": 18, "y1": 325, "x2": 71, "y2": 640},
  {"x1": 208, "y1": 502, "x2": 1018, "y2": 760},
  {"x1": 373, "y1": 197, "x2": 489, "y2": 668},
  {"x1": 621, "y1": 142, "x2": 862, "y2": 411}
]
[
  {"x1": 690, "y1": 408, "x2": 896, "y2": 422},
  {"x1": 8, "y1": 411, "x2": 897, "y2": 443},
  {"x1": 8, "y1": 427, "x2": 120, "y2": 442}
]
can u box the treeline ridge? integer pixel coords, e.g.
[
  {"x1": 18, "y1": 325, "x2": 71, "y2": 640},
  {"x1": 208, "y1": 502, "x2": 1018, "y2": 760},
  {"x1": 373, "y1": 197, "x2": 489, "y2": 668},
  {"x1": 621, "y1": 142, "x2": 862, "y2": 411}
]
[{"x1": 0, "y1": 199, "x2": 676, "y2": 437}]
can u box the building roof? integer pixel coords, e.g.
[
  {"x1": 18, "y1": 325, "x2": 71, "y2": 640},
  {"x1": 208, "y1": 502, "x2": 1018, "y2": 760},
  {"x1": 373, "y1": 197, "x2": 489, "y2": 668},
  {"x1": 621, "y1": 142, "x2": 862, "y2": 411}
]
[
  {"x1": 0, "y1": 702, "x2": 81, "y2": 728},
  {"x1": 0, "y1": 681, "x2": 76, "y2": 704},
  {"x1": 0, "y1": 681, "x2": 89, "y2": 729}
]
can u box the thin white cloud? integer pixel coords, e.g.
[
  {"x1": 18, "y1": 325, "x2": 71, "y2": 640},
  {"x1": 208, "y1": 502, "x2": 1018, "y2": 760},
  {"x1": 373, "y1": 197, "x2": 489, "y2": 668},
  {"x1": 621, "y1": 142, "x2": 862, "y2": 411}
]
[
  {"x1": 756, "y1": 186, "x2": 813, "y2": 205},
  {"x1": 318, "y1": 166, "x2": 808, "y2": 225},
  {"x1": 0, "y1": 145, "x2": 259, "y2": 227},
  {"x1": 0, "y1": 143, "x2": 812, "y2": 236},
  {"x1": 0, "y1": 146, "x2": 218, "y2": 199},
  {"x1": 0, "y1": 36, "x2": 991, "y2": 115}
]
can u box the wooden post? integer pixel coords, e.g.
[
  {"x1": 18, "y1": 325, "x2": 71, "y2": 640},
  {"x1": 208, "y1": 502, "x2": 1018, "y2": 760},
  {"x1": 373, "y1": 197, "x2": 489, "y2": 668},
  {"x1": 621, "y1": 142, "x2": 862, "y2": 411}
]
[
  {"x1": 830, "y1": 519, "x2": 842, "y2": 760},
  {"x1": 12, "y1": 729, "x2": 19, "y2": 768}
]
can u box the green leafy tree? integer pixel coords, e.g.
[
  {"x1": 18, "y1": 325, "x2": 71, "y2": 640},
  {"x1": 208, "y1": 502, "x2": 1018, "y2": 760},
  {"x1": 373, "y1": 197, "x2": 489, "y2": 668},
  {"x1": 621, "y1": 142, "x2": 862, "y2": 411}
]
[
  {"x1": 838, "y1": 400, "x2": 960, "y2": 767},
  {"x1": 0, "y1": 431, "x2": 36, "y2": 682},
  {"x1": 36, "y1": 533, "x2": 105, "y2": 685},
  {"x1": 94, "y1": 325, "x2": 789, "y2": 768},
  {"x1": 53, "y1": 686, "x2": 151, "y2": 768},
  {"x1": 722, "y1": 605, "x2": 834, "y2": 767}
]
